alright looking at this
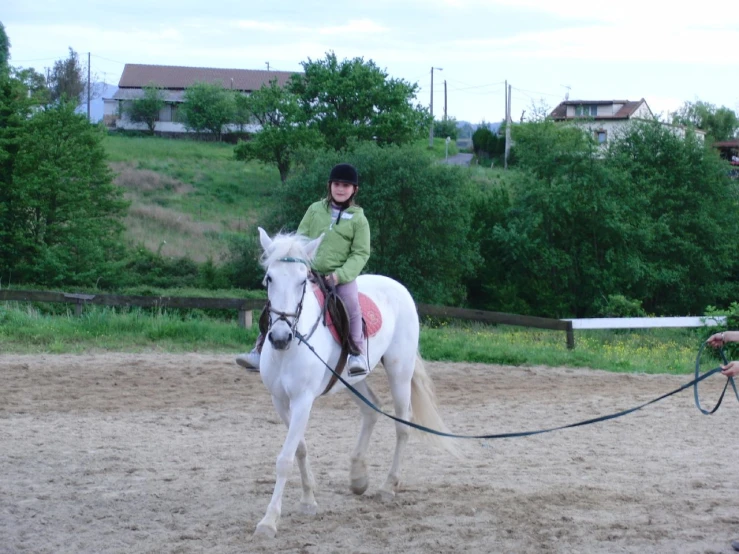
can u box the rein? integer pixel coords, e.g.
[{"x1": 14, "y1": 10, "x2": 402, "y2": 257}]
[{"x1": 293, "y1": 337, "x2": 738, "y2": 441}]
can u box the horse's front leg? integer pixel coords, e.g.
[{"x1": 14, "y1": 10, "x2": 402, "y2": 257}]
[{"x1": 255, "y1": 394, "x2": 315, "y2": 538}]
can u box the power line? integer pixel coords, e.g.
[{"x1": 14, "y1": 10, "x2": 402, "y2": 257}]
[
  {"x1": 446, "y1": 79, "x2": 505, "y2": 91},
  {"x1": 11, "y1": 57, "x2": 58, "y2": 63},
  {"x1": 511, "y1": 85, "x2": 563, "y2": 99},
  {"x1": 90, "y1": 54, "x2": 128, "y2": 66}
]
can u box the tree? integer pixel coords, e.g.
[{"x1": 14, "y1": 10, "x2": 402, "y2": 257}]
[
  {"x1": 287, "y1": 52, "x2": 430, "y2": 150},
  {"x1": 472, "y1": 118, "x2": 739, "y2": 318},
  {"x1": 434, "y1": 117, "x2": 458, "y2": 141},
  {"x1": 475, "y1": 119, "x2": 625, "y2": 317},
  {"x1": 271, "y1": 142, "x2": 480, "y2": 305},
  {"x1": 604, "y1": 121, "x2": 738, "y2": 314},
  {"x1": 0, "y1": 21, "x2": 10, "y2": 75},
  {"x1": 126, "y1": 82, "x2": 165, "y2": 134},
  {"x1": 47, "y1": 47, "x2": 84, "y2": 104},
  {"x1": 472, "y1": 123, "x2": 504, "y2": 161},
  {"x1": 233, "y1": 79, "x2": 323, "y2": 182},
  {"x1": 11, "y1": 66, "x2": 49, "y2": 105},
  {"x1": 3, "y1": 102, "x2": 128, "y2": 286},
  {"x1": 0, "y1": 69, "x2": 34, "y2": 277},
  {"x1": 671, "y1": 100, "x2": 739, "y2": 141},
  {"x1": 179, "y1": 81, "x2": 235, "y2": 140}
]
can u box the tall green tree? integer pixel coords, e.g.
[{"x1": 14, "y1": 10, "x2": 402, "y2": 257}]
[
  {"x1": 3, "y1": 102, "x2": 128, "y2": 286},
  {"x1": 671, "y1": 100, "x2": 739, "y2": 141},
  {"x1": 604, "y1": 121, "x2": 738, "y2": 314},
  {"x1": 0, "y1": 21, "x2": 10, "y2": 75},
  {"x1": 473, "y1": 119, "x2": 739, "y2": 317},
  {"x1": 268, "y1": 142, "x2": 480, "y2": 305},
  {"x1": 0, "y1": 69, "x2": 33, "y2": 279},
  {"x1": 11, "y1": 66, "x2": 49, "y2": 105},
  {"x1": 434, "y1": 117, "x2": 458, "y2": 140},
  {"x1": 126, "y1": 82, "x2": 165, "y2": 134},
  {"x1": 47, "y1": 47, "x2": 84, "y2": 104},
  {"x1": 475, "y1": 119, "x2": 629, "y2": 317},
  {"x1": 288, "y1": 52, "x2": 430, "y2": 150},
  {"x1": 179, "y1": 81, "x2": 235, "y2": 140},
  {"x1": 233, "y1": 79, "x2": 323, "y2": 182}
]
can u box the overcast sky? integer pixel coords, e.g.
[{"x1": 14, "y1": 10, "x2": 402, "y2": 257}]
[{"x1": 5, "y1": 0, "x2": 738, "y2": 124}]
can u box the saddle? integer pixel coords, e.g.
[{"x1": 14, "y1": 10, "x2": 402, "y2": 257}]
[{"x1": 258, "y1": 272, "x2": 382, "y2": 394}]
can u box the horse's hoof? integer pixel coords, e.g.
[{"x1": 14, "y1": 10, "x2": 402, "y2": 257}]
[
  {"x1": 300, "y1": 502, "x2": 317, "y2": 515},
  {"x1": 378, "y1": 489, "x2": 396, "y2": 503},
  {"x1": 350, "y1": 476, "x2": 369, "y2": 495},
  {"x1": 254, "y1": 522, "x2": 277, "y2": 538}
]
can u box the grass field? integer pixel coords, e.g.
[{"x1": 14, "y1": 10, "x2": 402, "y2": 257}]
[
  {"x1": 103, "y1": 134, "x2": 505, "y2": 262},
  {"x1": 105, "y1": 134, "x2": 281, "y2": 262},
  {"x1": 12, "y1": 134, "x2": 714, "y2": 375},
  {"x1": 0, "y1": 300, "x2": 720, "y2": 375}
]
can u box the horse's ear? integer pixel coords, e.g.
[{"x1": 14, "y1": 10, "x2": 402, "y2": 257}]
[
  {"x1": 258, "y1": 227, "x2": 272, "y2": 251},
  {"x1": 304, "y1": 233, "x2": 324, "y2": 261}
]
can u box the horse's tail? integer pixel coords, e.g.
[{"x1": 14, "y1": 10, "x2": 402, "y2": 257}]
[{"x1": 410, "y1": 354, "x2": 461, "y2": 458}]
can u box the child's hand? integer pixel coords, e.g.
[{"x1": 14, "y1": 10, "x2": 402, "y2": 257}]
[{"x1": 326, "y1": 273, "x2": 339, "y2": 287}]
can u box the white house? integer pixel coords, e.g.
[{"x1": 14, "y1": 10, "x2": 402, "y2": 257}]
[
  {"x1": 548, "y1": 99, "x2": 705, "y2": 145},
  {"x1": 103, "y1": 64, "x2": 297, "y2": 134}
]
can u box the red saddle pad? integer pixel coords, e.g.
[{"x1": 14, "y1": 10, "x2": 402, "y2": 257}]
[{"x1": 313, "y1": 285, "x2": 382, "y2": 345}]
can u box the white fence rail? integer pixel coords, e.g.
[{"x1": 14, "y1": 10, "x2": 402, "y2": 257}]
[{"x1": 565, "y1": 316, "x2": 727, "y2": 330}]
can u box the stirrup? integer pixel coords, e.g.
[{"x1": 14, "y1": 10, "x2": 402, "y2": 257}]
[
  {"x1": 235, "y1": 349, "x2": 261, "y2": 372},
  {"x1": 346, "y1": 354, "x2": 369, "y2": 377}
]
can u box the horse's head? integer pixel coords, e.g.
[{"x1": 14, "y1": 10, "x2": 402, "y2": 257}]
[{"x1": 258, "y1": 227, "x2": 323, "y2": 350}]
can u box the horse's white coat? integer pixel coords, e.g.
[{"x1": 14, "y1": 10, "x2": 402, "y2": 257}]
[{"x1": 254, "y1": 228, "x2": 455, "y2": 538}]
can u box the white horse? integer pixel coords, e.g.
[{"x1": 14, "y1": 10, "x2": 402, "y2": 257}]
[{"x1": 254, "y1": 227, "x2": 457, "y2": 537}]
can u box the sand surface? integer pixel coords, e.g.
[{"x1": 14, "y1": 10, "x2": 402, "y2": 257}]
[{"x1": 1, "y1": 353, "x2": 738, "y2": 553}]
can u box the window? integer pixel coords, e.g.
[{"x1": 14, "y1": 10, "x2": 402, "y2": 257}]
[
  {"x1": 575, "y1": 105, "x2": 598, "y2": 117},
  {"x1": 159, "y1": 104, "x2": 172, "y2": 122},
  {"x1": 595, "y1": 130, "x2": 607, "y2": 144}
]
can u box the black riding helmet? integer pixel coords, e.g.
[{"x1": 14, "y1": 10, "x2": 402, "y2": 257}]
[
  {"x1": 328, "y1": 163, "x2": 358, "y2": 186},
  {"x1": 326, "y1": 163, "x2": 359, "y2": 214}
]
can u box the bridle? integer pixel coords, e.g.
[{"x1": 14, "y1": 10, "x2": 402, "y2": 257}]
[{"x1": 265, "y1": 256, "x2": 320, "y2": 346}]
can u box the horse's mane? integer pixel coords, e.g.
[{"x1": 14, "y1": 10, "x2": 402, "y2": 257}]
[{"x1": 260, "y1": 232, "x2": 312, "y2": 269}]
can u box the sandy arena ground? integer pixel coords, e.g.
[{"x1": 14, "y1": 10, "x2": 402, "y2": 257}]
[{"x1": 1, "y1": 353, "x2": 738, "y2": 554}]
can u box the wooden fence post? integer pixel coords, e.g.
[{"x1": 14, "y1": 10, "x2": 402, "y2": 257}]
[
  {"x1": 238, "y1": 309, "x2": 253, "y2": 329},
  {"x1": 565, "y1": 320, "x2": 575, "y2": 350},
  {"x1": 63, "y1": 293, "x2": 96, "y2": 317}
]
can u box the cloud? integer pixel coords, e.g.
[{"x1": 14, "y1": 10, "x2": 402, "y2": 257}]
[
  {"x1": 235, "y1": 20, "x2": 289, "y2": 32},
  {"x1": 318, "y1": 19, "x2": 389, "y2": 35},
  {"x1": 450, "y1": 25, "x2": 739, "y2": 65}
]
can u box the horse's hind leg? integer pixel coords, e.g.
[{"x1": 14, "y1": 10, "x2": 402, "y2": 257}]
[
  {"x1": 348, "y1": 381, "x2": 380, "y2": 495},
  {"x1": 377, "y1": 352, "x2": 414, "y2": 502}
]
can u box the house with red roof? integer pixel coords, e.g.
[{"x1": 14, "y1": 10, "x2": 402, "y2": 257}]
[
  {"x1": 549, "y1": 99, "x2": 705, "y2": 145},
  {"x1": 103, "y1": 64, "x2": 298, "y2": 134}
]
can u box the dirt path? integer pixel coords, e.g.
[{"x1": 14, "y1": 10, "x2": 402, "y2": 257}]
[{"x1": 1, "y1": 353, "x2": 738, "y2": 553}]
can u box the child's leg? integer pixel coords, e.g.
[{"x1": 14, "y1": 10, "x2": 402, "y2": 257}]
[{"x1": 335, "y1": 280, "x2": 364, "y2": 354}]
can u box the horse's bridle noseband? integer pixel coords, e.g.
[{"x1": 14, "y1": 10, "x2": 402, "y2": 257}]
[{"x1": 265, "y1": 257, "x2": 312, "y2": 344}]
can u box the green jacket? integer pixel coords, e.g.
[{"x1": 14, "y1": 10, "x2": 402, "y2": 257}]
[{"x1": 297, "y1": 200, "x2": 370, "y2": 284}]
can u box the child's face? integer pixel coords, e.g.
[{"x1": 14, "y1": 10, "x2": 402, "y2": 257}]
[{"x1": 330, "y1": 181, "x2": 356, "y2": 204}]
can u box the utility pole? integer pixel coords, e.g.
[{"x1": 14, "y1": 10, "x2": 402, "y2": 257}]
[
  {"x1": 444, "y1": 80, "x2": 447, "y2": 120},
  {"x1": 87, "y1": 52, "x2": 91, "y2": 122},
  {"x1": 504, "y1": 81, "x2": 511, "y2": 169},
  {"x1": 266, "y1": 62, "x2": 270, "y2": 71},
  {"x1": 429, "y1": 67, "x2": 442, "y2": 147}
]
